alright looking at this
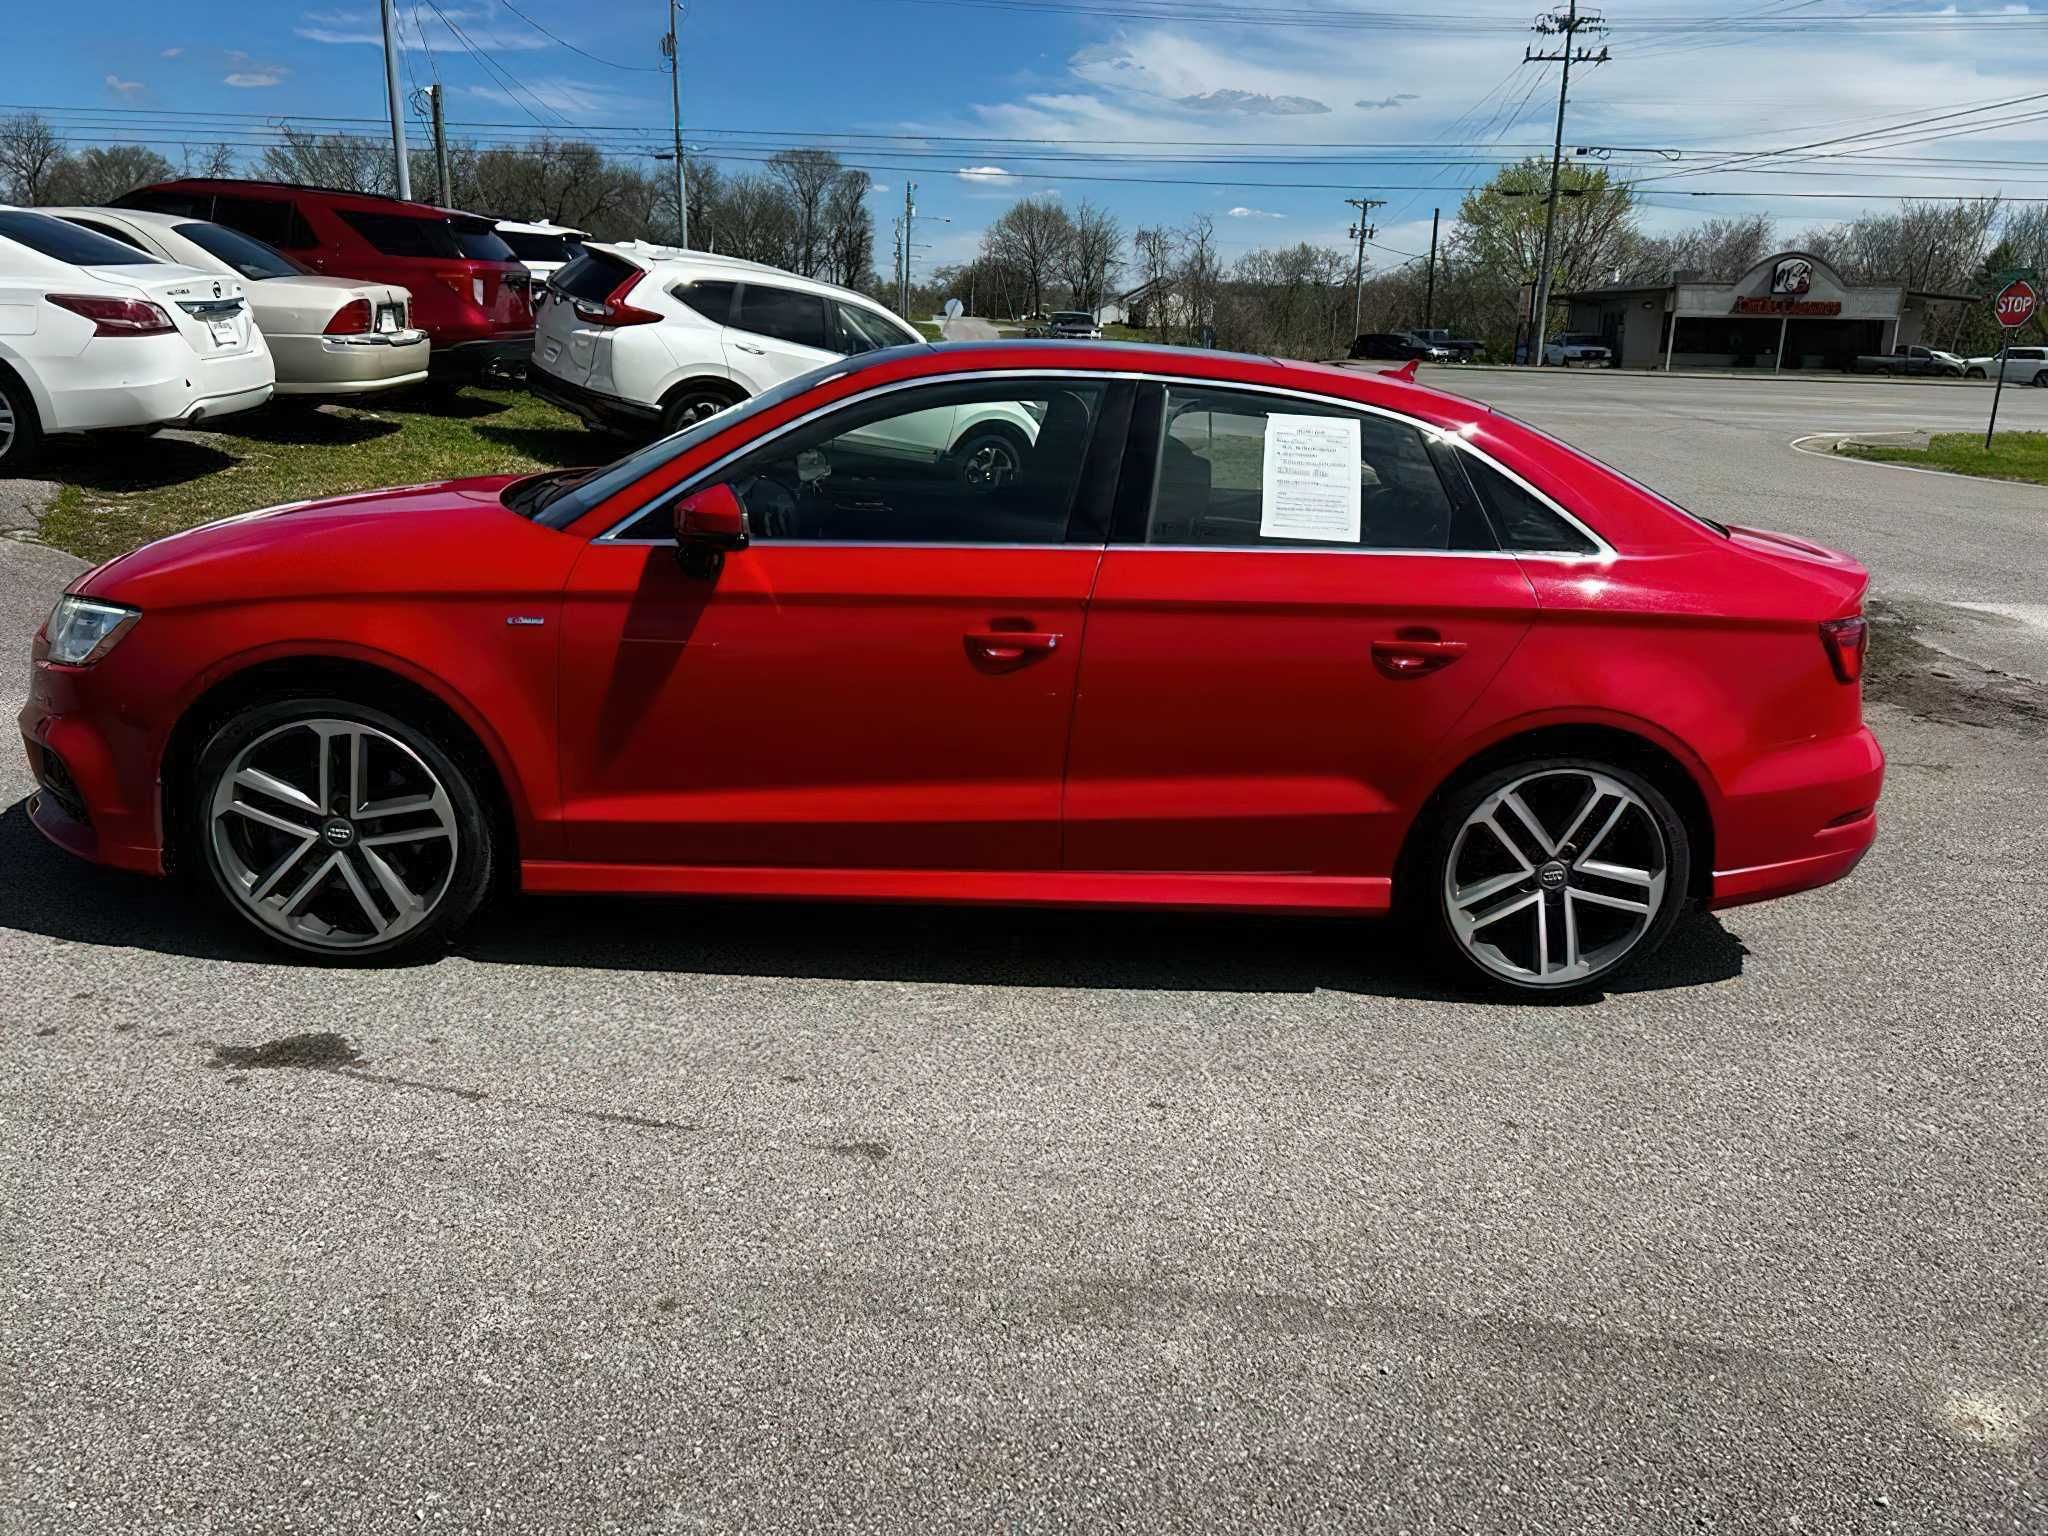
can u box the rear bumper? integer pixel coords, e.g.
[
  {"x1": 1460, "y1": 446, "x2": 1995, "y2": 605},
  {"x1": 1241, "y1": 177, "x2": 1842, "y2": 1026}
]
[
  {"x1": 431, "y1": 334, "x2": 534, "y2": 378},
  {"x1": 269, "y1": 330, "x2": 431, "y2": 395},
  {"x1": 1706, "y1": 725, "x2": 1885, "y2": 909},
  {"x1": 40, "y1": 339, "x2": 274, "y2": 433},
  {"x1": 530, "y1": 367, "x2": 659, "y2": 431}
]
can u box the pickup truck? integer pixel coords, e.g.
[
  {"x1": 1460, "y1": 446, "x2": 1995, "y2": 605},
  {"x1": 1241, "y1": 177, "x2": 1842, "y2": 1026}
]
[
  {"x1": 1852, "y1": 345, "x2": 1966, "y2": 377},
  {"x1": 1409, "y1": 327, "x2": 1481, "y2": 362}
]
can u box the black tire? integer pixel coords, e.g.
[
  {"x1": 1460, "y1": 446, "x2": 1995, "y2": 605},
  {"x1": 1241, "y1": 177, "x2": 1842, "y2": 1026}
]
[
  {"x1": 1966, "y1": 368, "x2": 1987, "y2": 380},
  {"x1": 1876, "y1": 365, "x2": 1894, "y2": 376},
  {"x1": 951, "y1": 423, "x2": 1030, "y2": 492},
  {"x1": 2033, "y1": 371, "x2": 2048, "y2": 387},
  {"x1": 0, "y1": 369, "x2": 42, "y2": 475},
  {"x1": 1415, "y1": 755, "x2": 1692, "y2": 998},
  {"x1": 659, "y1": 386, "x2": 737, "y2": 436},
  {"x1": 188, "y1": 695, "x2": 496, "y2": 962}
]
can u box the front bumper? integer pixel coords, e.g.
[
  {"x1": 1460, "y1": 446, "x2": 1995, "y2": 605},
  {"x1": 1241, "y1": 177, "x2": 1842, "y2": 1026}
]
[
  {"x1": 1706, "y1": 725, "x2": 1885, "y2": 909},
  {"x1": 19, "y1": 661, "x2": 165, "y2": 875},
  {"x1": 529, "y1": 367, "x2": 659, "y2": 431},
  {"x1": 431, "y1": 334, "x2": 535, "y2": 379}
]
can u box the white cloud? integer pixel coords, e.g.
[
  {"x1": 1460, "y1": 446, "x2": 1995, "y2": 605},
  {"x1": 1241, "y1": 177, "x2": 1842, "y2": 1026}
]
[
  {"x1": 225, "y1": 69, "x2": 288, "y2": 88},
  {"x1": 958, "y1": 165, "x2": 1015, "y2": 184},
  {"x1": 104, "y1": 74, "x2": 146, "y2": 97},
  {"x1": 1228, "y1": 206, "x2": 1286, "y2": 220},
  {"x1": 297, "y1": 6, "x2": 549, "y2": 52},
  {"x1": 463, "y1": 77, "x2": 640, "y2": 118},
  {"x1": 1357, "y1": 92, "x2": 1420, "y2": 111},
  {"x1": 160, "y1": 46, "x2": 184, "y2": 58},
  {"x1": 1178, "y1": 88, "x2": 1329, "y2": 116}
]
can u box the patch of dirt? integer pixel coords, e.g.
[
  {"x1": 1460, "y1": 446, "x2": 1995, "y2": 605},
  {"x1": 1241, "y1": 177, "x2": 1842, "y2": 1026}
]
[{"x1": 1865, "y1": 597, "x2": 2048, "y2": 736}]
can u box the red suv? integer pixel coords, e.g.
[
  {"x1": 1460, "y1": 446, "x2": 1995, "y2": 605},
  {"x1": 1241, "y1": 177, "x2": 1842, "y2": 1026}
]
[{"x1": 115, "y1": 179, "x2": 533, "y2": 381}]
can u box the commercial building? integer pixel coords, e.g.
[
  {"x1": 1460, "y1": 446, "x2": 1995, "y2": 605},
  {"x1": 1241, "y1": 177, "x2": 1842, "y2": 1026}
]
[{"x1": 1558, "y1": 251, "x2": 1975, "y2": 371}]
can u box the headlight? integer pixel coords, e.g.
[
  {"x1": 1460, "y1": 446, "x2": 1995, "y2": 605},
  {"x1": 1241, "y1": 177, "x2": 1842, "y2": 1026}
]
[{"x1": 43, "y1": 597, "x2": 139, "y2": 666}]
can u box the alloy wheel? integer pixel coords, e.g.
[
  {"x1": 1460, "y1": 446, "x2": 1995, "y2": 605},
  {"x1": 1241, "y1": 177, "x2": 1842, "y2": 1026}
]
[
  {"x1": 1443, "y1": 767, "x2": 1669, "y2": 988},
  {"x1": 209, "y1": 718, "x2": 459, "y2": 951},
  {"x1": 0, "y1": 392, "x2": 14, "y2": 462},
  {"x1": 959, "y1": 436, "x2": 1022, "y2": 490}
]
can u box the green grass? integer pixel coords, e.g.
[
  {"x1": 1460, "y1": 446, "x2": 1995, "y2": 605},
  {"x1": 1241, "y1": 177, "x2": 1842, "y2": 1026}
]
[
  {"x1": 1836, "y1": 429, "x2": 2048, "y2": 487},
  {"x1": 911, "y1": 320, "x2": 943, "y2": 340},
  {"x1": 38, "y1": 386, "x2": 595, "y2": 565}
]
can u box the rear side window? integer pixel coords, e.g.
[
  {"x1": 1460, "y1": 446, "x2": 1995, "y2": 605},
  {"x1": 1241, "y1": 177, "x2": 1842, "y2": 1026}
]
[
  {"x1": 678, "y1": 279, "x2": 736, "y2": 323},
  {"x1": 57, "y1": 217, "x2": 151, "y2": 253},
  {"x1": 0, "y1": 210, "x2": 158, "y2": 266},
  {"x1": 551, "y1": 251, "x2": 636, "y2": 304},
  {"x1": 211, "y1": 194, "x2": 319, "y2": 251},
  {"x1": 338, "y1": 210, "x2": 463, "y2": 260},
  {"x1": 1144, "y1": 386, "x2": 1460, "y2": 551},
  {"x1": 1460, "y1": 454, "x2": 1598, "y2": 555},
  {"x1": 115, "y1": 188, "x2": 210, "y2": 218},
  {"x1": 734, "y1": 284, "x2": 828, "y2": 350},
  {"x1": 834, "y1": 300, "x2": 912, "y2": 354}
]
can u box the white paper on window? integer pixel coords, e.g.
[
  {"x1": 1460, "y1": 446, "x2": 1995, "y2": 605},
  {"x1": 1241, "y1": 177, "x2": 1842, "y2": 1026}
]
[{"x1": 1259, "y1": 414, "x2": 1361, "y2": 542}]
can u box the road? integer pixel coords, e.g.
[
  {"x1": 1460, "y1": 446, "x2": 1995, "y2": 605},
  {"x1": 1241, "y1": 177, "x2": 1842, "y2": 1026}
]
[{"x1": 3, "y1": 372, "x2": 2044, "y2": 1534}]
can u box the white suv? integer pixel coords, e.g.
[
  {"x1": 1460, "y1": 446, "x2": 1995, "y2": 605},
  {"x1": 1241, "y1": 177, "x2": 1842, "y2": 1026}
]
[
  {"x1": 0, "y1": 206, "x2": 274, "y2": 473},
  {"x1": 531, "y1": 243, "x2": 926, "y2": 437}
]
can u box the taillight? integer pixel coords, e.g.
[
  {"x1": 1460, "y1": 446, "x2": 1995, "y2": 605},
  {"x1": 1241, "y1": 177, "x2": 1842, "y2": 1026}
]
[
  {"x1": 432, "y1": 268, "x2": 484, "y2": 309},
  {"x1": 47, "y1": 293, "x2": 174, "y2": 337},
  {"x1": 1820, "y1": 616, "x2": 1867, "y2": 684},
  {"x1": 572, "y1": 270, "x2": 661, "y2": 327},
  {"x1": 324, "y1": 298, "x2": 372, "y2": 335}
]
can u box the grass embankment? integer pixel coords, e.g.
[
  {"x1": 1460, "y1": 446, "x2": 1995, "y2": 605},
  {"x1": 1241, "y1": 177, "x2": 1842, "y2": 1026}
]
[
  {"x1": 38, "y1": 387, "x2": 591, "y2": 565},
  {"x1": 1837, "y1": 430, "x2": 2048, "y2": 488}
]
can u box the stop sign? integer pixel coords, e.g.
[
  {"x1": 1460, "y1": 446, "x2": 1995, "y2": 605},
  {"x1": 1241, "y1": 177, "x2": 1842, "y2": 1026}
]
[{"x1": 1994, "y1": 277, "x2": 2037, "y2": 329}]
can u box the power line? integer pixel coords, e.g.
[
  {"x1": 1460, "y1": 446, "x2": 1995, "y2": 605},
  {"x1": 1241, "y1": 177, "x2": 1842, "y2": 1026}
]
[{"x1": 493, "y1": 0, "x2": 669, "y2": 71}]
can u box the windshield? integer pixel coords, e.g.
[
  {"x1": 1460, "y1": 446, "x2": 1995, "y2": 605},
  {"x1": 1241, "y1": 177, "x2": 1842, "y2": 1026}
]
[
  {"x1": 174, "y1": 221, "x2": 307, "y2": 280},
  {"x1": 1052, "y1": 312, "x2": 1093, "y2": 324},
  {"x1": 0, "y1": 209, "x2": 161, "y2": 266},
  {"x1": 531, "y1": 365, "x2": 860, "y2": 529}
]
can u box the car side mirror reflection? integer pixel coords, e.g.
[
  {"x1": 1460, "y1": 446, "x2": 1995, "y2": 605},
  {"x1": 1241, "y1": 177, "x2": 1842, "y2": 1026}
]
[{"x1": 671, "y1": 484, "x2": 749, "y2": 578}]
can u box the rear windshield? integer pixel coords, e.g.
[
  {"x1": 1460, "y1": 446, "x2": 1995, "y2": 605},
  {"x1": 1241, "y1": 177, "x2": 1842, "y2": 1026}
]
[
  {"x1": 549, "y1": 250, "x2": 636, "y2": 303},
  {"x1": 1491, "y1": 407, "x2": 1728, "y2": 537},
  {"x1": 453, "y1": 222, "x2": 517, "y2": 263},
  {"x1": 0, "y1": 210, "x2": 160, "y2": 266},
  {"x1": 500, "y1": 230, "x2": 580, "y2": 263},
  {"x1": 338, "y1": 209, "x2": 463, "y2": 261},
  {"x1": 175, "y1": 221, "x2": 306, "y2": 280}
]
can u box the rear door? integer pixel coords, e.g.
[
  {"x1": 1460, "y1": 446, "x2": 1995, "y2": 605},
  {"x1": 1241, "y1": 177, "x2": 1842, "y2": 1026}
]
[
  {"x1": 726, "y1": 281, "x2": 837, "y2": 391},
  {"x1": 534, "y1": 249, "x2": 641, "y2": 390},
  {"x1": 1062, "y1": 382, "x2": 1537, "y2": 883}
]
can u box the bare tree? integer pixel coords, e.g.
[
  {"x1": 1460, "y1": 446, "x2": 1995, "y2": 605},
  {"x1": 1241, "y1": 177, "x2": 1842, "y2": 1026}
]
[
  {"x1": 181, "y1": 142, "x2": 241, "y2": 179},
  {"x1": 823, "y1": 169, "x2": 874, "y2": 287},
  {"x1": 1175, "y1": 213, "x2": 1222, "y2": 342},
  {"x1": 987, "y1": 197, "x2": 1074, "y2": 316},
  {"x1": 1129, "y1": 225, "x2": 1179, "y2": 330},
  {"x1": 0, "y1": 113, "x2": 65, "y2": 204},
  {"x1": 1059, "y1": 199, "x2": 1124, "y2": 310},
  {"x1": 716, "y1": 173, "x2": 802, "y2": 266},
  {"x1": 769, "y1": 147, "x2": 842, "y2": 276},
  {"x1": 43, "y1": 146, "x2": 176, "y2": 206},
  {"x1": 1626, "y1": 215, "x2": 1775, "y2": 282},
  {"x1": 260, "y1": 127, "x2": 397, "y2": 195}
]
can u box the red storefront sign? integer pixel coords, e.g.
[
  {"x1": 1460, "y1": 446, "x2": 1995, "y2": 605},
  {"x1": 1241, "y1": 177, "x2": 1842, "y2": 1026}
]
[{"x1": 1733, "y1": 297, "x2": 1843, "y2": 316}]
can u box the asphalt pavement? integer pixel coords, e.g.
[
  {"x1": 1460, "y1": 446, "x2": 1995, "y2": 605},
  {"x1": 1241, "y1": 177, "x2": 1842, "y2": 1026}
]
[{"x1": 3, "y1": 371, "x2": 2044, "y2": 1534}]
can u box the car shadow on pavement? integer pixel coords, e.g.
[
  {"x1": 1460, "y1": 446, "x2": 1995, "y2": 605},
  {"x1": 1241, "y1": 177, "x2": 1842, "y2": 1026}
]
[
  {"x1": 0, "y1": 796, "x2": 1747, "y2": 1002},
  {"x1": 207, "y1": 408, "x2": 403, "y2": 449}
]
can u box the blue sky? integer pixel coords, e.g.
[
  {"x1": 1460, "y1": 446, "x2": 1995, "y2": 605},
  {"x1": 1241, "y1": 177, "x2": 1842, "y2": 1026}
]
[{"x1": 8, "y1": 0, "x2": 2048, "y2": 277}]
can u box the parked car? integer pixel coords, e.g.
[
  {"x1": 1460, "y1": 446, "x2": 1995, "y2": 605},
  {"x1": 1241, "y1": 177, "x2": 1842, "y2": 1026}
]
[
  {"x1": 1961, "y1": 345, "x2": 2048, "y2": 384},
  {"x1": 1048, "y1": 310, "x2": 1103, "y2": 339},
  {"x1": 44, "y1": 207, "x2": 428, "y2": 399},
  {"x1": 1409, "y1": 327, "x2": 1481, "y2": 362},
  {"x1": 1852, "y1": 345, "x2": 1965, "y2": 377},
  {"x1": 21, "y1": 340, "x2": 1883, "y2": 996},
  {"x1": 495, "y1": 218, "x2": 587, "y2": 283},
  {"x1": 529, "y1": 241, "x2": 922, "y2": 436},
  {"x1": 1349, "y1": 332, "x2": 1445, "y2": 363},
  {"x1": 114, "y1": 179, "x2": 532, "y2": 382},
  {"x1": 1542, "y1": 333, "x2": 1612, "y2": 367},
  {"x1": 0, "y1": 206, "x2": 273, "y2": 472}
]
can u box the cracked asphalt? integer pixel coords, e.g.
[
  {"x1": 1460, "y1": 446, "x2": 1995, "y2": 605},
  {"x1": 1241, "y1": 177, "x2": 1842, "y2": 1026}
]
[{"x1": 2, "y1": 372, "x2": 2044, "y2": 1534}]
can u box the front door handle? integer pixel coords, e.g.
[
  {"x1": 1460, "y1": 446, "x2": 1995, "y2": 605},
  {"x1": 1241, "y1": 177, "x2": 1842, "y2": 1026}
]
[
  {"x1": 733, "y1": 341, "x2": 765, "y2": 355},
  {"x1": 965, "y1": 629, "x2": 1061, "y2": 667},
  {"x1": 1371, "y1": 637, "x2": 1468, "y2": 679}
]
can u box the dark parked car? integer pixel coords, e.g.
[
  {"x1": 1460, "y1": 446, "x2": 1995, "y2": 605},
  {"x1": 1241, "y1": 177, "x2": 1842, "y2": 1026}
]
[
  {"x1": 1348, "y1": 332, "x2": 1449, "y2": 363},
  {"x1": 1410, "y1": 327, "x2": 1482, "y2": 362},
  {"x1": 1851, "y1": 345, "x2": 1966, "y2": 378},
  {"x1": 116, "y1": 179, "x2": 534, "y2": 380}
]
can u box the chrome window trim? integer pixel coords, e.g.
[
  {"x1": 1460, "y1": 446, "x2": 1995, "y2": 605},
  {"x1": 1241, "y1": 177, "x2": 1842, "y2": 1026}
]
[{"x1": 594, "y1": 366, "x2": 1620, "y2": 562}]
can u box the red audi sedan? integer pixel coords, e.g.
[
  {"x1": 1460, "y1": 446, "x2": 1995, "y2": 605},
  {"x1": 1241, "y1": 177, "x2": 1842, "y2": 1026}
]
[{"x1": 19, "y1": 342, "x2": 1881, "y2": 994}]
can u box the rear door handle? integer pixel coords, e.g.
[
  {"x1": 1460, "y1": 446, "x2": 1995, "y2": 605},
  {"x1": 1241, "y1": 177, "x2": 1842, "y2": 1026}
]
[
  {"x1": 733, "y1": 342, "x2": 765, "y2": 355},
  {"x1": 1371, "y1": 638, "x2": 1468, "y2": 678},
  {"x1": 965, "y1": 629, "x2": 1061, "y2": 666}
]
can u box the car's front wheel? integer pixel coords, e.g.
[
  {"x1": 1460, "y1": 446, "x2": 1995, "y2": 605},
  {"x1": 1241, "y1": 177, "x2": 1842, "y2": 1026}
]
[
  {"x1": 952, "y1": 424, "x2": 1028, "y2": 492},
  {"x1": 0, "y1": 370, "x2": 42, "y2": 475},
  {"x1": 191, "y1": 697, "x2": 496, "y2": 960},
  {"x1": 1967, "y1": 368, "x2": 1987, "y2": 380},
  {"x1": 1421, "y1": 757, "x2": 1691, "y2": 996}
]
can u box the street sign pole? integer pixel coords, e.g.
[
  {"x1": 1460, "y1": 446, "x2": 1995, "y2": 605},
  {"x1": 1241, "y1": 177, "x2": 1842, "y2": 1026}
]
[{"x1": 1985, "y1": 272, "x2": 2039, "y2": 451}]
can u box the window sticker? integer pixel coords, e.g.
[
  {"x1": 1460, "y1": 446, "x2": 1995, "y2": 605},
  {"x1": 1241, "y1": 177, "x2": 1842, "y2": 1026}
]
[{"x1": 1260, "y1": 414, "x2": 1361, "y2": 543}]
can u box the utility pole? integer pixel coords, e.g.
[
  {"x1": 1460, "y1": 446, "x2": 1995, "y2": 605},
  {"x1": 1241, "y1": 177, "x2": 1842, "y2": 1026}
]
[
  {"x1": 379, "y1": 0, "x2": 411, "y2": 200},
  {"x1": 661, "y1": 0, "x2": 688, "y2": 247},
  {"x1": 1526, "y1": 0, "x2": 1609, "y2": 365},
  {"x1": 900, "y1": 183, "x2": 917, "y2": 313},
  {"x1": 1345, "y1": 196, "x2": 1385, "y2": 336},
  {"x1": 429, "y1": 84, "x2": 450, "y2": 208},
  {"x1": 1424, "y1": 208, "x2": 1441, "y2": 328}
]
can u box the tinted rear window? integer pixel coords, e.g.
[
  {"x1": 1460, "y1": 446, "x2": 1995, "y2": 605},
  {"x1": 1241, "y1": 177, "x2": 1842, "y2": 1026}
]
[
  {"x1": 678, "y1": 280, "x2": 736, "y2": 323},
  {"x1": 550, "y1": 251, "x2": 636, "y2": 303},
  {"x1": 175, "y1": 221, "x2": 305, "y2": 280},
  {"x1": 114, "y1": 188, "x2": 210, "y2": 218},
  {"x1": 210, "y1": 194, "x2": 319, "y2": 251},
  {"x1": 1460, "y1": 453, "x2": 1598, "y2": 555},
  {"x1": 338, "y1": 209, "x2": 463, "y2": 260},
  {"x1": 735, "y1": 283, "x2": 828, "y2": 349},
  {"x1": 454, "y1": 224, "x2": 516, "y2": 263},
  {"x1": 500, "y1": 230, "x2": 579, "y2": 263},
  {"x1": 0, "y1": 210, "x2": 159, "y2": 265}
]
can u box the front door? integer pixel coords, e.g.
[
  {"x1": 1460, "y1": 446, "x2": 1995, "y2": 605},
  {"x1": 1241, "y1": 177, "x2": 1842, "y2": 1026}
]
[
  {"x1": 556, "y1": 377, "x2": 1121, "y2": 870},
  {"x1": 1063, "y1": 383, "x2": 1537, "y2": 882},
  {"x1": 722, "y1": 281, "x2": 840, "y2": 393}
]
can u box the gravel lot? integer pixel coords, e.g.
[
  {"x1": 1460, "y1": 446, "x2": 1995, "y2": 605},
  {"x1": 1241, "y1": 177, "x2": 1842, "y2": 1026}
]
[{"x1": 3, "y1": 371, "x2": 2044, "y2": 1534}]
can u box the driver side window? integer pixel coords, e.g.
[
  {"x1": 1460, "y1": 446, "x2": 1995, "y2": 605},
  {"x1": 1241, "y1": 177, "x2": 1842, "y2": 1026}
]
[
  {"x1": 717, "y1": 379, "x2": 1106, "y2": 544},
  {"x1": 1147, "y1": 387, "x2": 1459, "y2": 551}
]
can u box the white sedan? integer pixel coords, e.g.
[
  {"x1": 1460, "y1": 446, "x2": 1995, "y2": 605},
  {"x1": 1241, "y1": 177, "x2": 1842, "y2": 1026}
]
[
  {"x1": 1962, "y1": 345, "x2": 2048, "y2": 385},
  {"x1": 0, "y1": 206, "x2": 273, "y2": 473},
  {"x1": 46, "y1": 206, "x2": 428, "y2": 399}
]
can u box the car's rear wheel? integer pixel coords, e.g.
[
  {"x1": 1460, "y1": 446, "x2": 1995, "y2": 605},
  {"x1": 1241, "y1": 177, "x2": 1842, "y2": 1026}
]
[
  {"x1": 192, "y1": 697, "x2": 495, "y2": 960},
  {"x1": 952, "y1": 424, "x2": 1028, "y2": 492},
  {"x1": 660, "y1": 386, "x2": 735, "y2": 436},
  {"x1": 1966, "y1": 368, "x2": 1987, "y2": 380},
  {"x1": 1422, "y1": 757, "x2": 1691, "y2": 996},
  {"x1": 0, "y1": 370, "x2": 42, "y2": 474}
]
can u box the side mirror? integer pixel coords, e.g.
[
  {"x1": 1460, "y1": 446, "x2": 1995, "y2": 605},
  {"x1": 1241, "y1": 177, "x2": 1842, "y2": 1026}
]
[{"x1": 671, "y1": 483, "x2": 749, "y2": 577}]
